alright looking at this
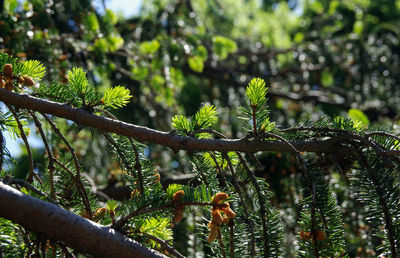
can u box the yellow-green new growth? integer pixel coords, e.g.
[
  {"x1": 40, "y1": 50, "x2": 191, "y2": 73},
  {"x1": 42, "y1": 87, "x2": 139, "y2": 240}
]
[
  {"x1": 245, "y1": 78, "x2": 268, "y2": 107},
  {"x1": 102, "y1": 86, "x2": 132, "y2": 109}
]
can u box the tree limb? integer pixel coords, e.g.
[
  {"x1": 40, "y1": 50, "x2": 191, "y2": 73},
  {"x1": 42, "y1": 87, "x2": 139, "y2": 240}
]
[
  {"x1": 0, "y1": 89, "x2": 355, "y2": 154},
  {"x1": 0, "y1": 182, "x2": 166, "y2": 258}
]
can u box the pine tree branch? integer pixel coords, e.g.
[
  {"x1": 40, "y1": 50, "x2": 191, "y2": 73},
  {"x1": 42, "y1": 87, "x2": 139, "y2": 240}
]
[
  {"x1": 0, "y1": 89, "x2": 362, "y2": 154},
  {"x1": 0, "y1": 182, "x2": 166, "y2": 258},
  {"x1": 128, "y1": 137, "x2": 145, "y2": 195}
]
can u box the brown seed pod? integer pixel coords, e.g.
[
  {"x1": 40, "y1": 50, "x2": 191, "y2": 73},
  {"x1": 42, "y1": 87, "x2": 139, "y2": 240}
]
[
  {"x1": 172, "y1": 190, "x2": 185, "y2": 202},
  {"x1": 0, "y1": 79, "x2": 5, "y2": 88},
  {"x1": 212, "y1": 192, "x2": 228, "y2": 204},
  {"x1": 299, "y1": 231, "x2": 311, "y2": 241},
  {"x1": 3, "y1": 64, "x2": 13, "y2": 76},
  {"x1": 23, "y1": 76, "x2": 34, "y2": 87},
  {"x1": 5, "y1": 75, "x2": 13, "y2": 83},
  {"x1": 5, "y1": 81, "x2": 13, "y2": 91},
  {"x1": 17, "y1": 77, "x2": 24, "y2": 84}
]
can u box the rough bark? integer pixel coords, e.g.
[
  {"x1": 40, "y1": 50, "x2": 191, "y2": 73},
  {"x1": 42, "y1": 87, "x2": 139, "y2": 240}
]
[{"x1": 0, "y1": 182, "x2": 166, "y2": 258}]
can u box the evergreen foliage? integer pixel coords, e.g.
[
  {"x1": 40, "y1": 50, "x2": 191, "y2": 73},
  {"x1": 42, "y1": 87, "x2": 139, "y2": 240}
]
[{"x1": 0, "y1": 1, "x2": 400, "y2": 257}]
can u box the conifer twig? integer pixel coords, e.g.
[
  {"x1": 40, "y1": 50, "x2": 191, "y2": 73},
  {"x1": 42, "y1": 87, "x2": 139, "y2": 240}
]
[
  {"x1": 236, "y1": 152, "x2": 270, "y2": 257},
  {"x1": 310, "y1": 182, "x2": 320, "y2": 258},
  {"x1": 41, "y1": 113, "x2": 92, "y2": 219},
  {"x1": 229, "y1": 220, "x2": 234, "y2": 258},
  {"x1": 29, "y1": 111, "x2": 56, "y2": 198},
  {"x1": 223, "y1": 152, "x2": 256, "y2": 257},
  {"x1": 358, "y1": 153, "x2": 398, "y2": 257},
  {"x1": 209, "y1": 152, "x2": 228, "y2": 188},
  {"x1": 128, "y1": 137, "x2": 145, "y2": 195},
  {"x1": 142, "y1": 232, "x2": 184, "y2": 258},
  {"x1": 7, "y1": 106, "x2": 36, "y2": 183},
  {"x1": 113, "y1": 201, "x2": 214, "y2": 230},
  {"x1": 3, "y1": 176, "x2": 57, "y2": 204},
  {"x1": 102, "y1": 132, "x2": 134, "y2": 170},
  {"x1": 217, "y1": 230, "x2": 227, "y2": 258}
]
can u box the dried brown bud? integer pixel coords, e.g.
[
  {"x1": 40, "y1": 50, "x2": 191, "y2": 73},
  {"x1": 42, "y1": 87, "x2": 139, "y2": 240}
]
[
  {"x1": 3, "y1": 64, "x2": 13, "y2": 76},
  {"x1": 172, "y1": 190, "x2": 185, "y2": 202},
  {"x1": 299, "y1": 231, "x2": 311, "y2": 241},
  {"x1": 23, "y1": 77, "x2": 34, "y2": 87},
  {"x1": 212, "y1": 192, "x2": 228, "y2": 204},
  {"x1": 17, "y1": 77, "x2": 24, "y2": 84}
]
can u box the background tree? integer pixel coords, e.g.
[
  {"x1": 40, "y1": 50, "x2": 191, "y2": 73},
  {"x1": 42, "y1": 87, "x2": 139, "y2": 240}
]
[{"x1": 0, "y1": 0, "x2": 400, "y2": 257}]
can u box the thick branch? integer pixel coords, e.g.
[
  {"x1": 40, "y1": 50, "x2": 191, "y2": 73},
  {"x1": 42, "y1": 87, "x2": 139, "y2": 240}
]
[
  {"x1": 0, "y1": 182, "x2": 165, "y2": 258},
  {"x1": 0, "y1": 89, "x2": 345, "y2": 153}
]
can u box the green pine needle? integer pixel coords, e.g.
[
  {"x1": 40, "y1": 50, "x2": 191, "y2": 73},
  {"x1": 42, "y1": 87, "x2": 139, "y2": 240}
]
[
  {"x1": 245, "y1": 78, "x2": 268, "y2": 107},
  {"x1": 67, "y1": 67, "x2": 89, "y2": 94},
  {"x1": 102, "y1": 86, "x2": 132, "y2": 109},
  {"x1": 16, "y1": 60, "x2": 46, "y2": 81},
  {"x1": 194, "y1": 104, "x2": 218, "y2": 129}
]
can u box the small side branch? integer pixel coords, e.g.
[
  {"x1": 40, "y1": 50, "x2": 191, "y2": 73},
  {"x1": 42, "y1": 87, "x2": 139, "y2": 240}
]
[
  {"x1": 41, "y1": 113, "x2": 92, "y2": 219},
  {"x1": 7, "y1": 106, "x2": 35, "y2": 183},
  {"x1": 142, "y1": 232, "x2": 184, "y2": 258},
  {"x1": 3, "y1": 176, "x2": 57, "y2": 204},
  {"x1": 29, "y1": 111, "x2": 56, "y2": 198},
  {"x1": 236, "y1": 152, "x2": 269, "y2": 257},
  {"x1": 41, "y1": 113, "x2": 81, "y2": 175},
  {"x1": 223, "y1": 153, "x2": 256, "y2": 256},
  {"x1": 128, "y1": 138, "x2": 145, "y2": 195}
]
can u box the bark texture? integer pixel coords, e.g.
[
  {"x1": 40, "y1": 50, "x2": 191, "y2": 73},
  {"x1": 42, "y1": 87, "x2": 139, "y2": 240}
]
[{"x1": 0, "y1": 182, "x2": 166, "y2": 258}]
